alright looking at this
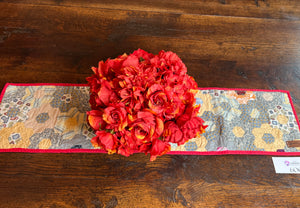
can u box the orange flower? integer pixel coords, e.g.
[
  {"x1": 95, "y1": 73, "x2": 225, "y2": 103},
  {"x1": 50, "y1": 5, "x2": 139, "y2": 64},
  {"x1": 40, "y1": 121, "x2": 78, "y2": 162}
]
[
  {"x1": 149, "y1": 139, "x2": 171, "y2": 161},
  {"x1": 87, "y1": 110, "x2": 106, "y2": 131},
  {"x1": 130, "y1": 110, "x2": 164, "y2": 143},
  {"x1": 117, "y1": 130, "x2": 138, "y2": 157},
  {"x1": 157, "y1": 50, "x2": 187, "y2": 76},
  {"x1": 103, "y1": 103, "x2": 128, "y2": 132},
  {"x1": 120, "y1": 86, "x2": 145, "y2": 113},
  {"x1": 97, "y1": 79, "x2": 118, "y2": 107},
  {"x1": 91, "y1": 131, "x2": 118, "y2": 154},
  {"x1": 180, "y1": 116, "x2": 207, "y2": 145},
  {"x1": 146, "y1": 84, "x2": 168, "y2": 115},
  {"x1": 163, "y1": 95, "x2": 185, "y2": 120},
  {"x1": 163, "y1": 121, "x2": 183, "y2": 143},
  {"x1": 176, "y1": 105, "x2": 207, "y2": 144}
]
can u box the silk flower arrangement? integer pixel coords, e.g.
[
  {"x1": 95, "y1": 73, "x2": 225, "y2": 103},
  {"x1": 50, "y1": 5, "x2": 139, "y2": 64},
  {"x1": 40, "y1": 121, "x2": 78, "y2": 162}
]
[{"x1": 86, "y1": 49, "x2": 207, "y2": 161}]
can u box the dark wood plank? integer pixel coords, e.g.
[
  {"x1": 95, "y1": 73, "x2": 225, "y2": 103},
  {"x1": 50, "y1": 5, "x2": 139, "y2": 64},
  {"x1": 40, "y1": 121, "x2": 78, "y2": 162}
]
[
  {"x1": 0, "y1": 153, "x2": 299, "y2": 207},
  {"x1": 0, "y1": 1, "x2": 299, "y2": 207},
  {"x1": 2, "y1": 0, "x2": 300, "y2": 19}
]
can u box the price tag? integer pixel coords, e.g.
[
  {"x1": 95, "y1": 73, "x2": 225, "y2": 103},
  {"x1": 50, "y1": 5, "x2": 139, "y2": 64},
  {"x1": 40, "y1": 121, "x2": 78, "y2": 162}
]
[{"x1": 272, "y1": 157, "x2": 300, "y2": 174}]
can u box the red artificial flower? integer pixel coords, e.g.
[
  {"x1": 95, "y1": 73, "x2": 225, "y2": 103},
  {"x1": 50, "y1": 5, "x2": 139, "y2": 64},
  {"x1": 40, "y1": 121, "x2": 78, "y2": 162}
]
[
  {"x1": 163, "y1": 121, "x2": 183, "y2": 144},
  {"x1": 117, "y1": 130, "x2": 140, "y2": 157},
  {"x1": 179, "y1": 116, "x2": 207, "y2": 145},
  {"x1": 103, "y1": 103, "x2": 128, "y2": 132},
  {"x1": 163, "y1": 94, "x2": 185, "y2": 120},
  {"x1": 86, "y1": 74, "x2": 101, "y2": 93},
  {"x1": 146, "y1": 84, "x2": 168, "y2": 116},
  {"x1": 97, "y1": 79, "x2": 119, "y2": 107},
  {"x1": 129, "y1": 110, "x2": 164, "y2": 143},
  {"x1": 157, "y1": 50, "x2": 187, "y2": 76},
  {"x1": 119, "y1": 86, "x2": 145, "y2": 113},
  {"x1": 87, "y1": 110, "x2": 106, "y2": 131},
  {"x1": 176, "y1": 105, "x2": 207, "y2": 145},
  {"x1": 176, "y1": 104, "x2": 200, "y2": 127},
  {"x1": 87, "y1": 49, "x2": 207, "y2": 161},
  {"x1": 122, "y1": 55, "x2": 140, "y2": 73},
  {"x1": 132, "y1": 48, "x2": 154, "y2": 64},
  {"x1": 91, "y1": 130, "x2": 118, "y2": 154},
  {"x1": 149, "y1": 139, "x2": 171, "y2": 162}
]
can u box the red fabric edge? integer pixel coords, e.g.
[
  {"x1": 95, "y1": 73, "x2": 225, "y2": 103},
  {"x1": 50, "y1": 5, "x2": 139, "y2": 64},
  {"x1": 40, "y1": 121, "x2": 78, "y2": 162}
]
[
  {"x1": 0, "y1": 83, "x2": 299, "y2": 155},
  {"x1": 0, "y1": 148, "x2": 299, "y2": 156},
  {"x1": 197, "y1": 87, "x2": 290, "y2": 93}
]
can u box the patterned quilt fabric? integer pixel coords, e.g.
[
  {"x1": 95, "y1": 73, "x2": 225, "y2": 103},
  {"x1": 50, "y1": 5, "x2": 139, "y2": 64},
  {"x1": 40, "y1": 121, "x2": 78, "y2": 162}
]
[{"x1": 0, "y1": 84, "x2": 299, "y2": 154}]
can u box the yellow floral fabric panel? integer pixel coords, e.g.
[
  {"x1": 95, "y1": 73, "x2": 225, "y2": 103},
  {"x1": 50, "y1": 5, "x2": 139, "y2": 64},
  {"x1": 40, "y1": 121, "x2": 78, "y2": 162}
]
[
  {"x1": 0, "y1": 85, "x2": 94, "y2": 149},
  {"x1": 179, "y1": 89, "x2": 300, "y2": 153}
]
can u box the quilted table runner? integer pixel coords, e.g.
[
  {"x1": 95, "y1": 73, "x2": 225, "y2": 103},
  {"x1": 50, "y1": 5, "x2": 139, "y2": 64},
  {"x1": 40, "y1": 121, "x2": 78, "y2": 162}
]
[{"x1": 0, "y1": 83, "x2": 299, "y2": 155}]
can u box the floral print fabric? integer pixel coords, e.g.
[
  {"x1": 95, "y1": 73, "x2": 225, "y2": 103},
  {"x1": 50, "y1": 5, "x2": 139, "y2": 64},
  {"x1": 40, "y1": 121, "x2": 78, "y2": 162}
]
[{"x1": 0, "y1": 84, "x2": 299, "y2": 153}]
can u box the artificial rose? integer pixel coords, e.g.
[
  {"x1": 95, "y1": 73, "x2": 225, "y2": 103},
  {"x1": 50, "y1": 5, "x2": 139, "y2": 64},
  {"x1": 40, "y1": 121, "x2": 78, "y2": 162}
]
[
  {"x1": 87, "y1": 110, "x2": 106, "y2": 131},
  {"x1": 130, "y1": 110, "x2": 164, "y2": 143},
  {"x1": 183, "y1": 75, "x2": 198, "y2": 90},
  {"x1": 180, "y1": 116, "x2": 207, "y2": 145},
  {"x1": 91, "y1": 130, "x2": 118, "y2": 154},
  {"x1": 149, "y1": 139, "x2": 171, "y2": 161},
  {"x1": 175, "y1": 105, "x2": 207, "y2": 144},
  {"x1": 122, "y1": 55, "x2": 139, "y2": 71},
  {"x1": 120, "y1": 86, "x2": 145, "y2": 113},
  {"x1": 163, "y1": 121, "x2": 183, "y2": 143},
  {"x1": 146, "y1": 84, "x2": 168, "y2": 115},
  {"x1": 88, "y1": 92, "x2": 100, "y2": 109},
  {"x1": 91, "y1": 61, "x2": 108, "y2": 79},
  {"x1": 176, "y1": 105, "x2": 200, "y2": 127},
  {"x1": 117, "y1": 130, "x2": 140, "y2": 157},
  {"x1": 135, "y1": 142, "x2": 151, "y2": 155},
  {"x1": 163, "y1": 95, "x2": 185, "y2": 120},
  {"x1": 103, "y1": 103, "x2": 128, "y2": 131},
  {"x1": 92, "y1": 59, "x2": 117, "y2": 80},
  {"x1": 132, "y1": 48, "x2": 154, "y2": 64},
  {"x1": 157, "y1": 50, "x2": 187, "y2": 76},
  {"x1": 86, "y1": 74, "x2": 101, "y2": 93},
  {"x1": 96, "y1": 79, "x2": 119, "y2": 107}
]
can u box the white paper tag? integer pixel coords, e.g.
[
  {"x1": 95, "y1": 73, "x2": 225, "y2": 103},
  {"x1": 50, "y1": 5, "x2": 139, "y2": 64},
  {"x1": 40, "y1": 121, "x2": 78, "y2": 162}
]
[{"x1": 272, "y1": 157, "x2": 300, "y2": 174}]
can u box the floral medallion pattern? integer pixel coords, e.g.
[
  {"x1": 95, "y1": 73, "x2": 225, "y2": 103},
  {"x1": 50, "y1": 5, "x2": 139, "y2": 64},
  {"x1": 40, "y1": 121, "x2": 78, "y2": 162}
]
[{"x1": 0, "y1": 85, "x2": 299, "y2": 153}]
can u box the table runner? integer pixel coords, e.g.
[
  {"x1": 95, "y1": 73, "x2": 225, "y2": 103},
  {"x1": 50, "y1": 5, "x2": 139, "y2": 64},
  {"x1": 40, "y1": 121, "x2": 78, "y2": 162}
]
[{"x1": 0, "y1": 83, "x2": 299, "y2": 155}]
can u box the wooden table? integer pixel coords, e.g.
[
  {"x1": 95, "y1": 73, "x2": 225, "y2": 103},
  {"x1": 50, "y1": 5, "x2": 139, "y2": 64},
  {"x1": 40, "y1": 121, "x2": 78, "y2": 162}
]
[{"x1": 0, "y1": 1, "x2": 299, "y2": 207}]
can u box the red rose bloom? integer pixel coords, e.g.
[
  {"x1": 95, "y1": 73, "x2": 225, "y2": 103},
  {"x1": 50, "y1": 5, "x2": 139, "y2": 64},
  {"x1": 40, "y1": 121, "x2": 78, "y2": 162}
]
[
  {"x1": 132, "y1": 48, "x2": 154, "y2": 64},
  {"x1": 163, "y1": 121, "x2": 183, "y2": 143},
  {"x1": 180, "y1": 116, "x2": 207, "y2": 145},
  {"x1": 120, "y1": 86, "x2": 145, "y2": 113},
  {"x1": 103, "y1": 103, "x2": 128, "y2": 132},
  {"x1": 157, "y1": 50, "x2": 187, "y2": 76},
  {"x1": 91, "y1": 130, "x2": 118, "y2": 154},
  {"x1": 87, "y1": 110, "x2": 106, "y2": 131},
  {"x1": 130, "y1": 110, "x2": 164, "y2": 143},
  {"x1": 146, "y1": 84, "x2": 168, "y2": 116},
  {"x1": 149, "y1": 139, "x2": 171, "y2": 161}
]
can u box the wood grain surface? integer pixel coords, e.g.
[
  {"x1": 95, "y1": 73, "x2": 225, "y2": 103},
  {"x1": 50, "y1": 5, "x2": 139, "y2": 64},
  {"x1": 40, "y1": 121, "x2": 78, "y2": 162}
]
[{"x1": 0, "y1": 0, "x2": 299, "y2": 207}]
